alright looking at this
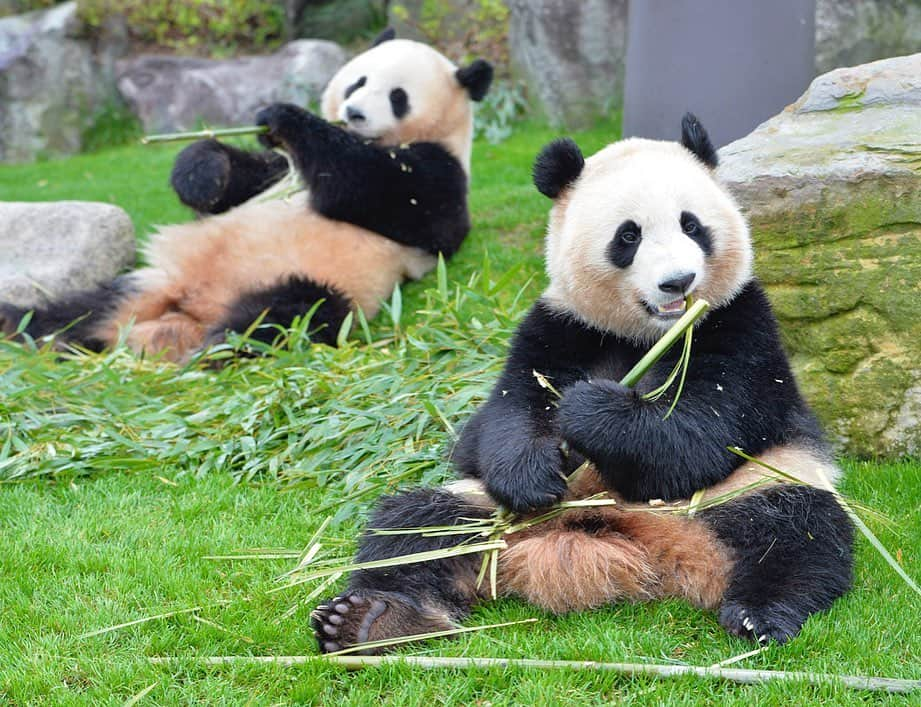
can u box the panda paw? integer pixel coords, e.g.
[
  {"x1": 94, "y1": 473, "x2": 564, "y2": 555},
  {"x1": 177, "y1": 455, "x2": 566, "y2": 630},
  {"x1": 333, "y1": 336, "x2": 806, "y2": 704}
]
[
  {"x1": 312, "y1": 590, "x2": 453, "y2": 655},
  {"x1": 255, "y1": 103, "x2": 312, "y2": 150},
  {"x1": 718, "y1": 600, "x2": 806, "y2": 644},
  {"x1": 170, "y1": 139, "x2": 232, "y2": 212},
  {"x1": 0, "y1": 303, "x2": 25, "y2": 337},
  {"x1": 557, "y1": 379, "x2": 636, "y2": 455},
  {"x1": 312, "y1": 593, "x2": 387, "y2": 654},
  {"x1": 484, "y1": 437, "x2": 569, "y2": 513}
]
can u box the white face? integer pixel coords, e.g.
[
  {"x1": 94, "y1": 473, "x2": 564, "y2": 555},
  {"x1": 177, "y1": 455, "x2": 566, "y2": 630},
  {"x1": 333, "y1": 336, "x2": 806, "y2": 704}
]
[
  {"x1": 544, "y1": 139, "x2": 753, "y2": 342},
  {"x1": 321, "y1": 39, "x2": 471, "y2": 160}
]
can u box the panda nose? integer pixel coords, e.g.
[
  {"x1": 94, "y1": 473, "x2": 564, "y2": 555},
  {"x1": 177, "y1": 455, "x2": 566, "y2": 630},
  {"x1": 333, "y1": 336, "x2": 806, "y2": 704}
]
[
  {"x1": 346, "y1": 106, "x2": 366, "y2": 123},
  {"x1": 658, "y1": 272, "x2": 696, "y2": 295}
]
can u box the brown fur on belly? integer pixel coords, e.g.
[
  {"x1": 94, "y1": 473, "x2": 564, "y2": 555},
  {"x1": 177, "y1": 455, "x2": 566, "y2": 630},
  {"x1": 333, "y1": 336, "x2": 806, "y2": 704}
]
[{"x1": 497, "y1": 466, "x2": 733, "y2": 613}]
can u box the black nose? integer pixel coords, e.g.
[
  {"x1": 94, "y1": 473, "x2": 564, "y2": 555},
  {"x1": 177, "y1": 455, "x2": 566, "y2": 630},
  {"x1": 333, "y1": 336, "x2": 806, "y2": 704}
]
[
  {"x1": 346, "y1": 106, "x2": 365, "y2": 122},
  {"x1": 659, "y1": 272, "x2": 696, "y2": 295}
]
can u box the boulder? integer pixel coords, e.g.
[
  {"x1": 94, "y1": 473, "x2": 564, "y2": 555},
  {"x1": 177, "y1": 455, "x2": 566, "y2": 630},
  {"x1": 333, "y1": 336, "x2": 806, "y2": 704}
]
[
  {"x1": 718, "y1": 53, "x2": 921, "y2": 456},
  {"x1": 507, "y1": 0, "x2": 627, "y2": 129},
  {"x1": 0, "y1": 1, "x2": 122, "y2": 163},
  {"x1": 0, "y1": 201, "x2": 136, "y2": 308},
  {"x1": 116, "y1": 40, "x2": 347, "y2": 134},
  {"x1": 815, "y1": 0, "x2": 921, "y2": 75}
]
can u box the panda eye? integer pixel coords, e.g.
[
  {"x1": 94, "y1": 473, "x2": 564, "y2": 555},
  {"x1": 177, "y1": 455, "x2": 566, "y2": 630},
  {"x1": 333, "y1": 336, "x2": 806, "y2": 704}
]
[
  {"x1": 620, "y1": 230, "x2": 639, "y2": 244},
  {"x1": 683, "y1": 219, "x2": 698, "y2": 235}
]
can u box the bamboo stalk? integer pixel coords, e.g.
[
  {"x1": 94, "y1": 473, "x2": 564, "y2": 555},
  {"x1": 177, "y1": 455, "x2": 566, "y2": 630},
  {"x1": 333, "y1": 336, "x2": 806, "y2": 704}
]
[
  {"x1": 620, "y1": 299, "x2": 709, "y2": 388},
  {"x1": 146, "y1": 655, "x2": 921, "y2": 693},
  {"x1": 141, "y1": 126, "x2": 267, "y2": 145}
]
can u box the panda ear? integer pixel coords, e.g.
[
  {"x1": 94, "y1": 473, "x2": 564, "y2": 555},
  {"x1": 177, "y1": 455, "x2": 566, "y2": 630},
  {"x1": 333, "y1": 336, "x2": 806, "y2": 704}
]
[
  {"x1": 680, "y1": 112, "x2": 718, "y2": 168},
  {"x1": 455, "y1": 59, "x2": 493, "y2": 102},
  {"x1": 533, "y1": 138, "x2": 585, "y2": 199},
  {"x1": 372, "y1": 27, "x2": 396, "y2": 47}
]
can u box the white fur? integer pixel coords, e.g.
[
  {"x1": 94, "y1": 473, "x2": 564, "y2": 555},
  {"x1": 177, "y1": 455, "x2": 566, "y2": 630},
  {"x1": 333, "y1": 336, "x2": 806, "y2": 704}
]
[{"x1": 544, "y1": 138, "x2": 753, "y2": 342}]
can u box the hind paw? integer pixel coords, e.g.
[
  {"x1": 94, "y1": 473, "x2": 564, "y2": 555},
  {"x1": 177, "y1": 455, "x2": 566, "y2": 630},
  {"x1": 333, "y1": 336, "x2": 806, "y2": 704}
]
[
  {"x1": 312, "y1": 593, "x2": 388, "y2": 654},
  {"x1": 0, "y1": 304, "x2": 25, "y2": 337},
  {"x1": 719, "y1": 600, "x2": 806, "y2": 644}
]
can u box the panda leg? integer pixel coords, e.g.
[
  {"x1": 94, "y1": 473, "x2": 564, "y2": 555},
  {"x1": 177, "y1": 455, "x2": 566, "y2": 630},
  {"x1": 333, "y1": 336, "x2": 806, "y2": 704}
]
[
  {"x1": 203, "y1": 275, "x2": 352, "y2": 351},
  {"x1": 170, "y1": 140, "x2": 289, "y2": 215},
  {"x1": 701, "y1": 483, "x2": 854, "y2": 644},
  {"x1": 313, "y1": 486, "x2": 493, "y2": 654},
  {"x1": 0, "y1": 278, "x2": 133, "y2": 352}
]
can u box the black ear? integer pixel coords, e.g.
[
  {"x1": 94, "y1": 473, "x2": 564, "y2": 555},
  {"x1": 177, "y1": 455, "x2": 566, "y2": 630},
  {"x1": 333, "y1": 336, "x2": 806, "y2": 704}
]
[
  {"x1": 455, "y1": 59, "x2": 494, "y2": 101},
  {"x1": 680, "y1": 112, "x2": 718, "y2": 168},
  {"x1": 533, "y1": 138, "x2": 584, "y2": 199},
  {"x1": 372, "y1": 27, "x2": 396, "y2": 47}
]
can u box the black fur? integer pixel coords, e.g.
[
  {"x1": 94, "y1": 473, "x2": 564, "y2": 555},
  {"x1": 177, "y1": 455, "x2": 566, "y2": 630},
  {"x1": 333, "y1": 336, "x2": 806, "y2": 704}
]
[
  {"x1": 606, "y1": 220, "x2": 642, "y2": 268},
  {"x1": 205, "y1": 275, "x2": 351, "y2": 348},
  {"x1": 533, "y1": 138, "x2": 585, "y2": 199},
  {"x1": 372, "y1": 27, "x2": 396, "y2": 47},
  {"x1": 702, "y1": 484, "x2": 854, "y2": 643},
  {"x1": 680, "y1": 112, "x2": 718, "y2": 168},
  {"x1": 454, "y1": 282, "x2": 825, "y2": 508},
  {"x1": 170, "y1": 139, "x2": 289, "y2": 215},
  {"x1": 454, "y1": 59, "x2": 494, "y2": 102},
  {"x1": 0, "y1": 279, "x2": 132, "y2": 351},
  {"x1": 256, "y1": 103, "x2": 470, "y2": 257}
]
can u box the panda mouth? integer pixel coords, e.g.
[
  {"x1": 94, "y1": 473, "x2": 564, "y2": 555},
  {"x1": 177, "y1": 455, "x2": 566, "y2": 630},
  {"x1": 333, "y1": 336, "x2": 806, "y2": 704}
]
[{"x1": 646, "y1": 298, "x2": 687, "y2": 319}]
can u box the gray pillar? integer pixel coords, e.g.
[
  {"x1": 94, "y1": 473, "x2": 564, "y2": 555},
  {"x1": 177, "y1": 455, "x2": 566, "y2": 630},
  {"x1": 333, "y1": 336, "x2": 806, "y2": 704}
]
[{"x1": 623, "y1": 0, "x2": 816, "y2": 148}]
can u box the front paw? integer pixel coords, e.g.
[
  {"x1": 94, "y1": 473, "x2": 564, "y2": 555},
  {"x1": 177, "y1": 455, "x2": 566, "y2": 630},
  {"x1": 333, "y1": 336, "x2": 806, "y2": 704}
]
[
  {"x1": 484, "y1": 437, "x2": 568, "y2": 513},
  {"x1": 255, "y1": 103, "x2": 311, "y2": 149},
  {"x1": 558, "y1": 380, "x2": 635, "y2": 455},
  {"x1": 169, "y1": 139, "x2": 232, "y2": 212}
]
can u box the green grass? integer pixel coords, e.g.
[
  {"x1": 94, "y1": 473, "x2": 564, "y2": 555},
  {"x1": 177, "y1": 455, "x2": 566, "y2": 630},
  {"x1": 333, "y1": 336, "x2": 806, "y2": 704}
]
[{"x1": 1, "y1": 121, "x2": 920, "y2": 705}]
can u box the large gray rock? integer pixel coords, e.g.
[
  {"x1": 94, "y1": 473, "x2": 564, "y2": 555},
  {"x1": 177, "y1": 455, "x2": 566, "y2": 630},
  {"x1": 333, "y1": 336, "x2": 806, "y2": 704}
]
[
  {"x1": 0, "y1": 2, "x2": 122, "y2": 163},
  {"x1": 816, "y1": 0, "x2": 921, "y2": 75},
  {"x1": 507, "y1": 0, "x2": 627, "y2": 129},
  {"x1": 116, "y1": 40, "x2": 347, "y2": 134},
  {"x1": 0, "y1": 201, "x2": 136, "y2": 308},
  {"x1": 718, "y1": 53, "x2": 921, "y2": 457}
]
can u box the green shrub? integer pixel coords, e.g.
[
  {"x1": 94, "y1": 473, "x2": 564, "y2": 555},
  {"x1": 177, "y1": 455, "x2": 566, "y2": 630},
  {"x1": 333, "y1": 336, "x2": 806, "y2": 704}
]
[
  {"x1": 81, "y1": 96, "x2": 143, "y2": 153},
  {"x1": 76, "y1": 0, "x2": 285, "y2": 54},
  {"x1": 0, "y1": 0, "x2": 64, "y2": 18}
]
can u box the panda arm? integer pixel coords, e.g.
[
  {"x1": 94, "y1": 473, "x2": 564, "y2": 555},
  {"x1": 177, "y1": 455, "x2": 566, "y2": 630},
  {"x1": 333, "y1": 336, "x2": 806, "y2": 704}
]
[
  {"x1": 459, "y1": 301, "x2": 602, "y2": 513},
  {"x1": 256, "y1": 103, "x2": 470, "y2": 257},
  {"x1": 557, "y1": 284, "x2": 806, "y2": 501}
]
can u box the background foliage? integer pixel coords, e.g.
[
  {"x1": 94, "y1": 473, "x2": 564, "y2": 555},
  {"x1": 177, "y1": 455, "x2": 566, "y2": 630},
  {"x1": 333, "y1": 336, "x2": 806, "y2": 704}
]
[{"x1": 76, "y1": 0, "x2": 286, "y2": 53}]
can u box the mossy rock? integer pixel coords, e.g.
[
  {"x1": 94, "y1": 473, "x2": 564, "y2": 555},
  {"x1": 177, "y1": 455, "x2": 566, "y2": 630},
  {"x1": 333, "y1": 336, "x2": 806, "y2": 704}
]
[{"x1": 718, "y1": 54, "x2": 921, "y2": 457}]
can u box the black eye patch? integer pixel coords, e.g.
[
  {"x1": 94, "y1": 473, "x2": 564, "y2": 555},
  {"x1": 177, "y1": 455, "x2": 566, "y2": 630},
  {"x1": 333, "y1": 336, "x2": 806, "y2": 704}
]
[
  {"x1": 607, "y1": 220, "x2": 642, "y2": 268},
  {"x1": 344, "y1": 76, "x2": 367, "y2": 99},
  {"x1": 389, "y1": 88, "x2": 410, "y2": 119},
  {"x1": 680, "y1": 211, "x2": 713, "y2": 255}
]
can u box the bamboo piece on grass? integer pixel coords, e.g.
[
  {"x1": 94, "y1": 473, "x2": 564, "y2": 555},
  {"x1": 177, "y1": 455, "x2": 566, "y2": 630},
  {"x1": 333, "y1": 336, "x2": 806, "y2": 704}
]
[{"x1": 146, "y1": 655, "x2": 921, "y2": 694}]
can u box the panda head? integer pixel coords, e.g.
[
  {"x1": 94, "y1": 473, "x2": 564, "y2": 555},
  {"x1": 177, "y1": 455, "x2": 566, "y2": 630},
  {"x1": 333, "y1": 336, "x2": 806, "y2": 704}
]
[
  {"x1": 536, "y1": 114, "x2": 753, "y2": 343},
  {"x1": 321, "y1": 28, "x2": 493, "y2": 173}
]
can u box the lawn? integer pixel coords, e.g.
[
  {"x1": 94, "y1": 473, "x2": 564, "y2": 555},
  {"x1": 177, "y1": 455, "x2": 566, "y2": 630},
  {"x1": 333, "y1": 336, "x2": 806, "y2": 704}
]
[{"x1": 1, "y1": 123, "x2": 919, "y2": 705}]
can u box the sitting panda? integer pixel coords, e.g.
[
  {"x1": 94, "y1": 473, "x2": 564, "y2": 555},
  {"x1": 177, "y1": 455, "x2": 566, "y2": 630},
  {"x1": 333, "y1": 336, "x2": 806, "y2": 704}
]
[
  {"x1": 311, "y1": 114, "x2": 854, "y2": 653},
  {"x1": 0, "y1": 29, "x2": 493, "y2": 361}
]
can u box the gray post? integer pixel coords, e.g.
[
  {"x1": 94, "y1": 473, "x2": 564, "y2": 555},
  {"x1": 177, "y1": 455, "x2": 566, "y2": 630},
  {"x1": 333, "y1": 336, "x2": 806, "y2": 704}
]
[{"x1": 623, "y1": 0, "x2": 816, "y2": 148}]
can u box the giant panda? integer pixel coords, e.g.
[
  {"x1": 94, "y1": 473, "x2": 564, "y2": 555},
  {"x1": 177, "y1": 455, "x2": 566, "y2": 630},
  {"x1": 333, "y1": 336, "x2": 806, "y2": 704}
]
[
  {"x1": 311, "y1": 114, "x2": 854, "y2": 654},
  {"x1": 0, "y1": 30, "x2": 493, "y2": 362}
]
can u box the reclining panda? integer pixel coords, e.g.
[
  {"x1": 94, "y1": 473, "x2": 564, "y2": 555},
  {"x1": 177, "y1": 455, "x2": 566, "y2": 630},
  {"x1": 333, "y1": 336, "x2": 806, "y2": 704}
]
[
  {"x1": 0, "y1": 30, "x2": 492, "y2": 361},
  {"x1": 312, "y1": 114, "x2": 854, "y2": 653}
]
